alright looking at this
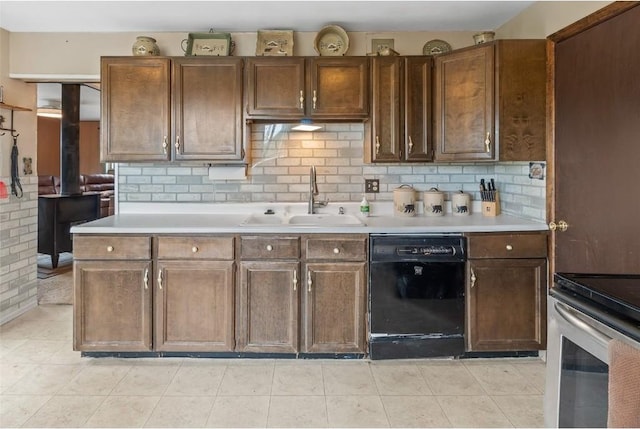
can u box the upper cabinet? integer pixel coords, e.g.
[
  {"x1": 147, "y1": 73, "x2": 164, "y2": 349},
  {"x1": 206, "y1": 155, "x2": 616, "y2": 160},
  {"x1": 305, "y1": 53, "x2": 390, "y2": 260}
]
[
  {"x1": 245, "y1": 57, "x2": 369, "y2": 119},
  {"x1": 101, "y1": 56, "x2": 244, "y2": 162},
  {"x1": 369, "y1": 56, "x2": 433, "y2": 162},
  {"x1": 434, "y1": 40, "x2": 546, "y2": 162}
]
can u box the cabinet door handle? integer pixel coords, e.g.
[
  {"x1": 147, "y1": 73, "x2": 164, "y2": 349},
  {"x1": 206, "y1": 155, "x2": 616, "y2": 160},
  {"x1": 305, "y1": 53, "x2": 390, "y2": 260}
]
[
  {"x1": 192, "y1": 246, "x2": 199, "y2": 253},
  {"x1": 408, "y1": 136, "x2": 414, "y2": 154},
  {"x1": 106, "y1": 245, "x2": 114, "y2": 252},
  {"x1": 143, "y1": 268, "x2": 149, "y2": 290},
  {"x1": 307, "y1": 270, "x2": 312, "y2": 293},
  {"x1": 158, "y1": 269, "x2": 163, "y2": 290},
  {"x1": 312, "y1": 90, "x2": 317, "y2": 110},
  {"x1": 470, "y1": 268, "x2": 477, "y2": 288},
  {"x1": 162, "y1": 136, "x2": 168, "y2": 155},
  {"x1": 333, "y1": 248, "x2": 340, "y2": 254},
  {"x1": 506, "y1": 244, "x2": 513, "y2": 251},
  {"x1": 375, "y1": 136, "x2": 381, "y2": 155},
  {"x1": 299, "y1": 90, "x2": 304, "y2": 109},
  {"x1": 175, "y1": 135, "x2": 181, "y2": 152},
  {"x1": 266, "y1": 244, "x2": 273, "y2": 251},
  {"x1": 293, "y1": 269, "x2": 297, "y2": 291},
  {"x1": 484, "y1": 132, "x2": 491, "y2": 153}
]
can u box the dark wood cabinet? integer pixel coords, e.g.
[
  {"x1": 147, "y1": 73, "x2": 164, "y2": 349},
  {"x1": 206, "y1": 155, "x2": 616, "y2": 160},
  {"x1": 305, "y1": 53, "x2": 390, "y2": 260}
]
[
  {"x1": 245, "y1": 57, "x2": 369, "y2": 119},
  {"x1": 369, "y1": 56, "x2": 432, "y2": 162},
  {"x1": 101, "y1": 56, "x2": 244, "y2": 162},
  {"x1": 154, "y1": 236, "x2": 235, "y2": 352},
  {"x1": 73, "y1": 235, "x2": 153, "y2": 352},
  {"x1": 434, "y1": 40, "x2": 546, "y2": 162},
  {"x1": 465, "y1": 232, "x2": 548, "y2": 351}
]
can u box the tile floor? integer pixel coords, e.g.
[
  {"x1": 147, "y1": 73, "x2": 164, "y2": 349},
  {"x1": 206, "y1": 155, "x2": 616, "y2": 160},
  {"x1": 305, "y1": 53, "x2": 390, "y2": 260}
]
[{"x1": 0, "y1": 305, "x2": 545, "y2": 428}]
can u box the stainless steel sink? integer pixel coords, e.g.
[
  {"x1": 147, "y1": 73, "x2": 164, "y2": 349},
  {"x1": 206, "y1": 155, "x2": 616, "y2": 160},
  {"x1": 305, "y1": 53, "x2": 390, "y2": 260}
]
[{"x1": 240, "y1": 213, "x2": 365, "y2": 227}]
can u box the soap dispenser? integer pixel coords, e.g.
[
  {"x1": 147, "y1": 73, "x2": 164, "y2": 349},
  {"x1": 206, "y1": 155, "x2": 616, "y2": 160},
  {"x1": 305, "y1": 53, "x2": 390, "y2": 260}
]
[{"x1": 360, "y1": 195, "x2": 370, "y2": 217}]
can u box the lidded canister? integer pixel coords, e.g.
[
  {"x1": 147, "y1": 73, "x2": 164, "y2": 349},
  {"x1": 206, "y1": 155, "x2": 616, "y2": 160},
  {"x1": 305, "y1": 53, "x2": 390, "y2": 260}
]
[
  {"x1": 451, "y1": 190, "x2": 471, "y2": 216},
  {"x1": 423, "y1": 187, "x2": 445, "y2": 217},
  {"x1": 393, "y1": 185, "x2": 417, "y2": 217}
]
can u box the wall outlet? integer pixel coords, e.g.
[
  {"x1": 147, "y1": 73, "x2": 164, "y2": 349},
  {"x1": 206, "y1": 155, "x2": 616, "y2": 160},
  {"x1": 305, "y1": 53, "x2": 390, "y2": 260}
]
[{"x1": 365, "y1": 179, "x2": 380, "y2": 193}]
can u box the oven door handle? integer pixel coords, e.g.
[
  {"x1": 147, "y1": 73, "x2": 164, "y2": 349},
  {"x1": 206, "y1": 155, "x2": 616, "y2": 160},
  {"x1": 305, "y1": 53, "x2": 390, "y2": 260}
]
[{"x1": 554, "y1": 301, "x2": 612, "y2": 345}]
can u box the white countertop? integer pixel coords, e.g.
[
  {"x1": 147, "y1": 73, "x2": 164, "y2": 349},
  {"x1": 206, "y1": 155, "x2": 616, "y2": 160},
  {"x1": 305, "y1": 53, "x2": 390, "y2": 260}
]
[{"x1": 71, "y1": 202, "x2": 548, "y2": 234}]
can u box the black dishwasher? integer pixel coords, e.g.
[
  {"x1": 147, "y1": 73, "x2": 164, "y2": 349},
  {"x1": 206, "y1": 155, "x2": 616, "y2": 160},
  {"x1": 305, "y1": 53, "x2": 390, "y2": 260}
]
[{"x1": 369, "y1": 234, "x2": 466, "y2": 359}]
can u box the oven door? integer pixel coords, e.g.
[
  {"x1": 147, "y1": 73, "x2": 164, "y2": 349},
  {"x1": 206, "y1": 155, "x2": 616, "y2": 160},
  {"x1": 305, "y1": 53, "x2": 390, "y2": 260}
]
[{"x1": 545, "y1": 296, "x2": 612, "y2": 428}]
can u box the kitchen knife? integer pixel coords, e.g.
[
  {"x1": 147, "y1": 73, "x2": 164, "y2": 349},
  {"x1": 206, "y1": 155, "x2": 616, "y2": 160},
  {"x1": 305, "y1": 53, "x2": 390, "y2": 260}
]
[{"x1": 480, "y1": 179, "x2": 486, "y2": 201}]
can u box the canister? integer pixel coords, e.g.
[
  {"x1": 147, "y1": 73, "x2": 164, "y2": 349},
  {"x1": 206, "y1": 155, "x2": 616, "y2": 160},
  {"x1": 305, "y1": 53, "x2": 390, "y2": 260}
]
[
  {"x1": 451, "y1": 190, "x2": 471, "y2": 216},
  {"x1": 423, "y1": 187, "x2": 445, "y2": 217},
  {"x1": 393, "y1": 185, "x2": 417, "y2": 217}
]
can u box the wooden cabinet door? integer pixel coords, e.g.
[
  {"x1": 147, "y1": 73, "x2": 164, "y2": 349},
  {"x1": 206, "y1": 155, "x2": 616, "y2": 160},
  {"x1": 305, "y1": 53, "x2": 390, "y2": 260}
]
[
  {"x1": 74, "y1": 260, "x2": 152, "y2": 352},
  {"x1": 308, "y1": 57, "x2": 369, "y2": 118},
  {"x1": 370, "y1": 57, "x2": 403, "y2": 162},
  {"x1": 404, "y1": 56, "x2": 433, "y2": 162},
  {"x1": 237, "y1": 261, "x2": 300, "y2": 353},
  {"x1": 245, "y1": 57, "x2": 306, "y2": 117},
  {"x1": 434, "y1": 44, "x2": 495, "y2": 161},
  {"x1": 302, "y1": 262, "x2": 367, "y2": 354},
  {"x1": 173, "y1": 58, "x2": 243, "y2": 161},
  {"x1": 101, "y1": 57, "x2": 171, "y2": 161},
  {"x1": 154, "y1": 261, "x2": 235, "y2": 352},
  {"x1": 466, "y1": 258, "x2": 547, "y2": 351}
]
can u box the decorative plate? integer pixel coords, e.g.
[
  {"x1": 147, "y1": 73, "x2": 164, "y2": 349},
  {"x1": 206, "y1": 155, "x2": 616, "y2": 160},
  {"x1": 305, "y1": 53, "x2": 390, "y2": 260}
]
[
  {"x1": 256, "y1": 30, "x2": 294, "y2": 56},
  {"x1": 314, "y1": 25, "x2": 349, "y2": 56},
  {"x1": 422, "y1": 39, "x2": 452, "y2": 56}
]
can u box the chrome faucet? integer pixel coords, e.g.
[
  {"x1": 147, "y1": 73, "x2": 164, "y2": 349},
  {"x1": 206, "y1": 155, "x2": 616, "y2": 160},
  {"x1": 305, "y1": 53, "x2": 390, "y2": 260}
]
[{"x1": 308, "y1": 165, "x2": 327, "y2": 214}]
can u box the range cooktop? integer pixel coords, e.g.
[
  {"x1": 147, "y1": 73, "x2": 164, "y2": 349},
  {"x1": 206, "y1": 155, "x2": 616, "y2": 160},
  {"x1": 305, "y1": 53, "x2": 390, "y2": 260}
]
[{"x1": 554, "y1": 273, "x2": 640, "y2": 324}]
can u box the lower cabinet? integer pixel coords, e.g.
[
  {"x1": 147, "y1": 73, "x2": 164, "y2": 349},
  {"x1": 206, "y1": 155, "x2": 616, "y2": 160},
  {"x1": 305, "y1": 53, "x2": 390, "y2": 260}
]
[
  {"x1": 465, "y1": 232, "x2": 548, "y2": 351},
  {"x1": 73, "y1": 235, "x2": 153, "y2": 352}
]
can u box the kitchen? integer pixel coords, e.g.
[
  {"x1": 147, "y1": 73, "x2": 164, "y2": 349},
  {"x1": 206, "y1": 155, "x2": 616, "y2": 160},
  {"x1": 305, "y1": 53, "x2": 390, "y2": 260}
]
[{"x1": 2, "y1": 1, "x2": 636, "y2": 426}]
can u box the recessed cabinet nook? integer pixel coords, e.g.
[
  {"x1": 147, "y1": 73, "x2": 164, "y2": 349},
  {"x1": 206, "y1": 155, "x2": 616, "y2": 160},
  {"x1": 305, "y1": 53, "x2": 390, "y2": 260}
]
[{"x1": 99, "y1": 39, "x2": 545, "y2": 164}]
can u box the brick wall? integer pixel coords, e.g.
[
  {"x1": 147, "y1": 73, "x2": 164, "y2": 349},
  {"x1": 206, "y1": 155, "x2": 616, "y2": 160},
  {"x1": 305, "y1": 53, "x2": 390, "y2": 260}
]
[
  {"x1": 0, "y1": 176, "x2": 38, "y2": 324},
  {"x1": 118, "y1": 123, "x2": 546, "y2": 221}
]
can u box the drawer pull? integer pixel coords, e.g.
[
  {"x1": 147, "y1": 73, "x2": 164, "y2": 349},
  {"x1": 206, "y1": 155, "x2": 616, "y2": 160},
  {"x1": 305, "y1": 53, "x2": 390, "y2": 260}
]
[
  {"x1": 143, "y1": 268, "x2": 149, "y2": 290},
  {"x1": 192, "y1": 246, "x2": 199, "y2": 253},
  {"x1": 307, "y1": 270, "x2": 312, "y2": 293},
  {"x1": 293, "y1": 269, "x2": 297, "y2": 291},
  {"x1": 506, "y1": 244, "x2": 513, "y2": 251},
  {"x1": 470, "y1": 268, "x2": 477, "y2": 288},
  {"x1": 106, "y1": 246, "x2": 114, "y2": 252},
  {"x1": 266, "y1": 244, "x2": 273, "y2": 251},
  {"x1": 158, "y1": 269, "x2": 163, "y2": 290},
  {"x1": 333, "y1": 248, "x2": 340, "y2": 254}
]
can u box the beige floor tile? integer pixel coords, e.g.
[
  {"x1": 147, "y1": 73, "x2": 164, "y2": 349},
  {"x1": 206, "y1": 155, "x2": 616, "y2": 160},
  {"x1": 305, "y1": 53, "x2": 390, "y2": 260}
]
[
  {"x1": 512, "y1": 361, "x2": 547, "y2": 393},
  {"x1": 22, "y1": 394, "x2": 105, "y2": 428},
  {"x1": 84, "y1": 395, "x2": 160, "y2": 428},
  {"x1": 381, "y1": 395, "x2": 452, "y2": 428},
  {"x1": 0, "y1": 394, "x2": 51, "y2": 427},
  {"x1": 371, "y1": 364, "x2": 433, "y2": 395},
  {"x1": 4, "y1": 364, "x2": 83, "y2": 395},
  {"x1": 465, "y1": 363, "x2": 540, "y2": 395},
  {"x1": 0, "y1": 338, "x2": 28, "y2": 355},
  {"x1": 144, "y1": 395, "x2": 215, "y2": 427},
  {"x1": 48, "y1": 346, "x2": 93, "y2": 365},
  {"x1": 206, "y1": 395, "x2": 270, "y2": 428},
  {"x1": 1, "y1": 339, "x2": 68, "y2": 364},
  {"x1": 59, "y1": 364, "x2": 132, "y2": 395},
  {"x1": 326, "y1": 395, "x2": 389, "y2": 428},
  {"x1": 217, "y1": 364, "x2": 274, "y2": 395},
  {"x1": 271, "y1": 364, "x2": 324, "y2": 395},
  {"x1": 110, "y1": 365, "x2": 179, "y2": 396},
  {"x1": 493, "y1": 394, "x2": 544, "y2": 428},
  {"x1": 164, "y1": 364, "x2": 226, "y2": 396},
  {"x1": 267, "y1": 395, "x2": 328, "y2": 428},
  {"x1": 0, "y1": 362, "x2": 38, "y2": 392},
  {"x1": 437, "y1": 395, "x2": 513, "y2": 428},
  {"x1": 322, "y1": 363, "x2": 378, "y2": 395},
  {"x1": 29, "y1": 320, "x2": 73, "y2": 341},
  {"x1": 419, "y1": 362, "x2": 486, "y2": 395}
]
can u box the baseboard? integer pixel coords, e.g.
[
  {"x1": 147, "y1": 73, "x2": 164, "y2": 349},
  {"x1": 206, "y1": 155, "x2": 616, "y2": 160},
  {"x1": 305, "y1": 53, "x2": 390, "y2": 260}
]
[{"x1": 0, "y1": 296, "x2": 38, "y2": 325}]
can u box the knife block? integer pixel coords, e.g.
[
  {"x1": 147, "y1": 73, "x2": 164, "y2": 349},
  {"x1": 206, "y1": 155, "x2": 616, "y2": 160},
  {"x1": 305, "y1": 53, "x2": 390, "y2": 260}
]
[{"x1": 481, "y1": 191, "x2": 501, "y2": 217}]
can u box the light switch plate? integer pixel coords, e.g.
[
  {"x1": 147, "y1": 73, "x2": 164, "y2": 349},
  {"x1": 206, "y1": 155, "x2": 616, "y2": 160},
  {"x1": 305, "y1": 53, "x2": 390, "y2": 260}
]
[{"x1": 365, "y1": 179, "x2": 380, "y2": 193}]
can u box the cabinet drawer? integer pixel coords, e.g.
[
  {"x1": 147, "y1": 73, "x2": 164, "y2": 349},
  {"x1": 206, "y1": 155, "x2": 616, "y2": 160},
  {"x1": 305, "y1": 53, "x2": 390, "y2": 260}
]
[
  {"x1": 240, "y1": 236, "x2": 300, "y2": 259},
  {"x1": 157, "y1": 236, "x2": 234, "y2": 260},
  {"x1": 304, "y1": 235, "x2": 367, "y2": 261},
  {"x1": 74, "y1": 235, "x2": 151, "y2": 260},
  {"x1": 467, "y1": 232, "x2": 547, "y2": 259}
]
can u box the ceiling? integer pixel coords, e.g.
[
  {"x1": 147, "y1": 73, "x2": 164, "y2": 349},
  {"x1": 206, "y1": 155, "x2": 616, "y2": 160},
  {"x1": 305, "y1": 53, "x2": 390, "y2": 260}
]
[
  {"x1": 4, "y1": 1, "x2": 535, "y2": 121},
  {"x1": 0, "y1": 1, "x2": 534, "y2": 33}
]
